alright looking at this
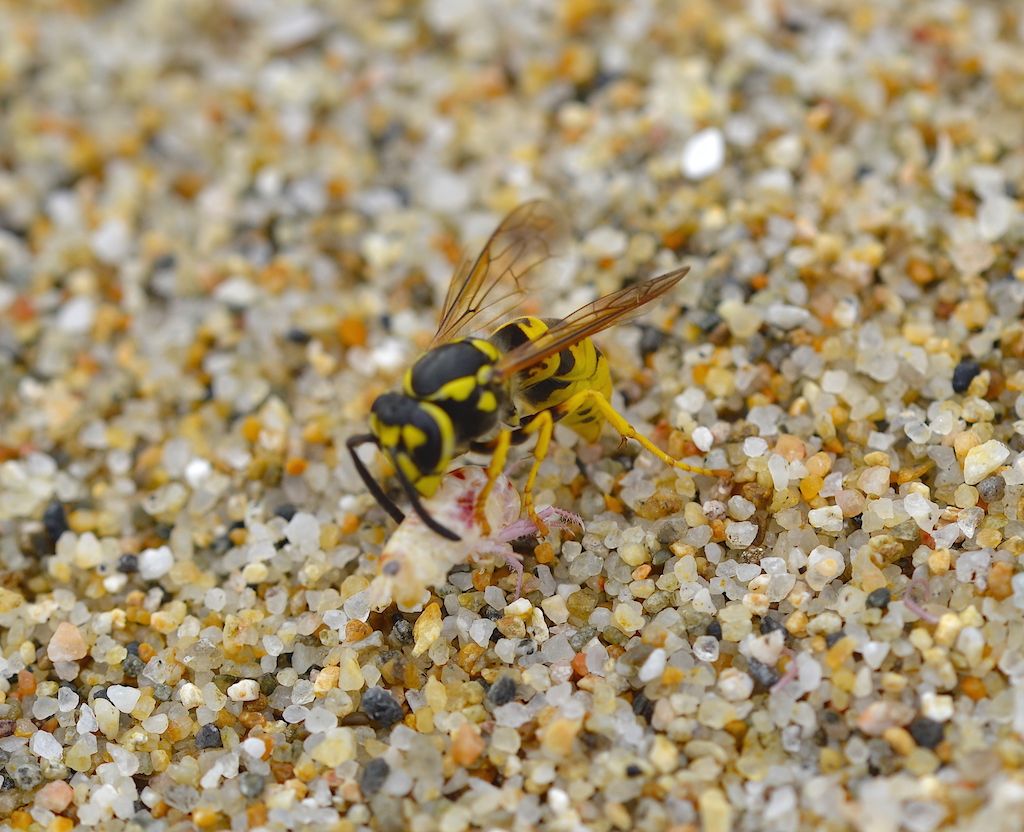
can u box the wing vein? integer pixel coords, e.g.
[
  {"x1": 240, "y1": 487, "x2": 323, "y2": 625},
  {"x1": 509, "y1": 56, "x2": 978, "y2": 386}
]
[
  {"x1": 429, "y1": 200, "x2": 569, "y2": 347},
  {"x1": 494, "y1": 267, "x2": 691, "y2": 379}
]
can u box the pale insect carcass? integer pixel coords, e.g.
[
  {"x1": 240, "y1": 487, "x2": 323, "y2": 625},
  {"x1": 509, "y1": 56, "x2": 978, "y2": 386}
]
[{"x1": 368, "y1": 467, "x2": 581, "y2": 611}]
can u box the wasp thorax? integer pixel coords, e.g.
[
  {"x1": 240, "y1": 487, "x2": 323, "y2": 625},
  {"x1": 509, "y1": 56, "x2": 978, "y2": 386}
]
[
  {"x1": 407, "y1": 340, "x2": 496, "y2": 397},
  {"x1": 399, "y1": 338, "x2": 505, "y2": 446}
]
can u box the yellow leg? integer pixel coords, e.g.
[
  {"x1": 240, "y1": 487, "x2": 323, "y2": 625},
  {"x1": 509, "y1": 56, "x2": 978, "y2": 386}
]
[
  {"x1": 475, "y1": 428, "x2": 512, "y2": 535},
  {"x1": 520, "y1": 411, "x2": 555, "y2": 536},
  {"x1": 559, "y1": 390, "x2": 732, "y2": 478}
]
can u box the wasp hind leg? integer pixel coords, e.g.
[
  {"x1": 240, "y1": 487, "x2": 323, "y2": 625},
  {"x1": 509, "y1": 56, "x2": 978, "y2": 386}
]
[{"x1": 558, "y1": 389, "x2": 732, "y2": 479}]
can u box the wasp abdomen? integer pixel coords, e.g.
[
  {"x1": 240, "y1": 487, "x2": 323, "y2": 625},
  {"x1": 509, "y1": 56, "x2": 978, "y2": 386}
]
[{"x1": 491, "y1": 316, "x2": 612, "y2": 442}]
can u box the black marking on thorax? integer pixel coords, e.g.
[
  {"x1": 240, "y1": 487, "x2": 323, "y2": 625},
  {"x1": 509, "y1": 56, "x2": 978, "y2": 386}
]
[
  {"x1": 409, "y1": 340, "x2": 494, "y2": 397},
  {"x1": 443, "y1": 394, "x2": 501, "y2": 445},
  {"x1": 490, "y1": 320, "x2": 533, "y2": 353}
]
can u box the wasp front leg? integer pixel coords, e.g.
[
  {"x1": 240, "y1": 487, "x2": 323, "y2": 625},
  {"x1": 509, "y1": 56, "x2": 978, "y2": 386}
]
[
  {"x1": 472, "y1": 418, "x2": 556, "y2": 536},
  {"x1": 475, "y1": 428, "x2": 513, "y2": 535},
  {"x1": 520, "y1": 411, "x2": 556, "y2": 537}
]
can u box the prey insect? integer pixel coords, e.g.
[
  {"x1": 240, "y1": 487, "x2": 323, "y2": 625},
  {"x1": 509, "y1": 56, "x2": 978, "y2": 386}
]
[
  {"x1": 347, "y1": 200, "x2": 730, "y2": 541},
  {"x1": 368, "y1": 467, "x2": 582, "y2": 610}
]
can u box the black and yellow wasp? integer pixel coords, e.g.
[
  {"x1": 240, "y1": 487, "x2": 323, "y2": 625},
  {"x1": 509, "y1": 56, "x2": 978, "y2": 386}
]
[{"x1": 346, "y1": 200, "x2": 729, "y2": 541}]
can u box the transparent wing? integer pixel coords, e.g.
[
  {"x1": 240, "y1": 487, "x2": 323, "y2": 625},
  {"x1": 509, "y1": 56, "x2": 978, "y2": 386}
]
[
  {"x1": 430, "y1": 200, "x2": 569, "y2": 347},
  {"x1": 494, "y1": 267, "x2": 690, "y2": 379}
]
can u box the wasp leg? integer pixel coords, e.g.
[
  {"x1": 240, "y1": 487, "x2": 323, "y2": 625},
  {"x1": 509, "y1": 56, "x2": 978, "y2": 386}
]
[
  {"x1": 469, "y1": 429, "x2": 531, "y2": 454},
  {"x1": 472, "y1": 426, "x2": 533, "y2": 531},
  {"x1": 558, "y1": 390, "x2": 732, "y2": 478},
  {"x1": 475, "y1": 428, "x2": 513, "y2": 535},
  {"x1": 392, "y1": 458, "x2": 461, "y2": 541},
  {"x1": 346, "y1": 434, "x2": 406, "y2": 525},
  {"x1": 520, "y1": 411, "x2": 556, "y2": 537}
]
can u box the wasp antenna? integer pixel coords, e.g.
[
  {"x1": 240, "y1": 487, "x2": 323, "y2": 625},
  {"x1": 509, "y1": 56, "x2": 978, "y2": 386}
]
[
  {"x1": 393, "y1": 460, "x2": 462, "y2": 541},
  {"x1": 346, "y1": 434, "x2": 406, "y2": 525}
]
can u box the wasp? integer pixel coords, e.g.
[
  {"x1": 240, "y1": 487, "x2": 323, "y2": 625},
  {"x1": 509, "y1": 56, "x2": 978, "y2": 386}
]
[{"x1": 346, "y1": 200, "x2": 730, "y2": 541}]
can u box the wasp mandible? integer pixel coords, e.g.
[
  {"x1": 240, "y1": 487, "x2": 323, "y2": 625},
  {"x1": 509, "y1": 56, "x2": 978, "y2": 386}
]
[{"x1": 347, "y1": 200, "x2": 730, "y2": 541}]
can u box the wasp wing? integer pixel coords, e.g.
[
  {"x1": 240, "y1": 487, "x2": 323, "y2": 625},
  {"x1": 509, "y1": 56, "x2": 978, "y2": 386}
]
[
  {"x1": 430, "y1": 200, "x2": 569, "y2": 348},
  {"x1": 493, "y1": 267, "x2": 690, "y2": 380}
]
